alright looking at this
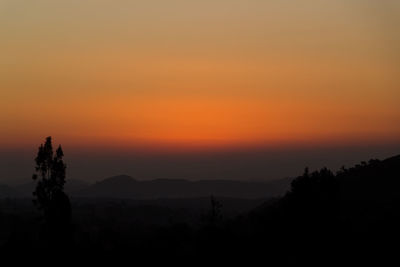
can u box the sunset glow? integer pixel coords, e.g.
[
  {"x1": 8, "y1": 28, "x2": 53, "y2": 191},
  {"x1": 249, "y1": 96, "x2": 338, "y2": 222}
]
[{"x1": 1, "y1": 0, "x2": 399, "y2": 151}]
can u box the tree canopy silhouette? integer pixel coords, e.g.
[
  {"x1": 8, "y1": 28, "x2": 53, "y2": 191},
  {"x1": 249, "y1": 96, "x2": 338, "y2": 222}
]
[{"x1": 32, "y1": 136, "x2": 71, "y2": 231}]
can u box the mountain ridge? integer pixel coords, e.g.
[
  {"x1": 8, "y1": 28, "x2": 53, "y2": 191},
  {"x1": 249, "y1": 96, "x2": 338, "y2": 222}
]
[
  {"x1": 0, "y1": 175, "x2": 292, "y2": 199},
  {"x1": 75, "y1": 176, "x2": 292, "y2": 199}
]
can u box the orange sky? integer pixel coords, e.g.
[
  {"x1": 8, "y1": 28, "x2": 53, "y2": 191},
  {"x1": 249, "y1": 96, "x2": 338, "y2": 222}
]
[{"x1": 1, "y1": 0, "x2": 399, "y2": 151}]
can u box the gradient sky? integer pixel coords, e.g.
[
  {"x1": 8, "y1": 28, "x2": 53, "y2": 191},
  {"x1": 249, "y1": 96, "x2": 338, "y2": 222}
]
[{"x1": 1, "y1": 1, "x2": 399, "y2": 183}]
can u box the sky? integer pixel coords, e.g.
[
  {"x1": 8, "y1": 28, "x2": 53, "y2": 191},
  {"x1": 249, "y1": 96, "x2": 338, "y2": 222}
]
[{"x1": 1, "y1": 0, "x2": 399, "y2": 183}]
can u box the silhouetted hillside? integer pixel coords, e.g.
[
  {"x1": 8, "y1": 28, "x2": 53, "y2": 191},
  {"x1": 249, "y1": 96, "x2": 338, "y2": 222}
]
[
  {"x1": 338, "y1": 154, "x2": 400, "y2": 202},
  {"x1": 75, "y1": 176, "x2": 291, "y2": 199},
  {"x1": 1, "y1": 154, "x2": 399, "y2": 264},
  {"x1": 237, "y1": 154, "x2": 400, "y2": 264}
]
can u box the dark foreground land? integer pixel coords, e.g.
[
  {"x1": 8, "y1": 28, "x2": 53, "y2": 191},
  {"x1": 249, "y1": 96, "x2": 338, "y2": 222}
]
[{"x1": 1, "y1": 155, "x2": 400, "y2": 264}]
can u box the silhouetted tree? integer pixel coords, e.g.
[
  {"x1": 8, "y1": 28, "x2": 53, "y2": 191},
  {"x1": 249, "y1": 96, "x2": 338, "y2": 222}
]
[
  {"x1": 32, "y1": 136, "x2": 71, "y2": 247},
  {"x1": 202, "y1": 195, "x2": 222, "y2": 226}
]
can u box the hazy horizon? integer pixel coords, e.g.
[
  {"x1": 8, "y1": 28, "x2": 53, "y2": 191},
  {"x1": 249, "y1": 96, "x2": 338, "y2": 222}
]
[
  {"x1": 1, "y1": 141, "x2": 399, "y2": 185},
  {"x1": 1, "y1": 1, "x2": 399, "y2": 184}
]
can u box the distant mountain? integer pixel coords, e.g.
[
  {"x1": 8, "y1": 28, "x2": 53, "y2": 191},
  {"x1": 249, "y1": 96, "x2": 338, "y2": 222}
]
[
  {"x1": 75, "y1": 175, "x2": 138, "y2": 198},
  {"x1": 0, "y1": 175, "x2": 290, "y2": 199},
  {"x1": 75, "y1": 175, "x2": 292, "y2": 199},
  {"x1": 13, "y1": 179, "x2": 89, "y2": 197}
]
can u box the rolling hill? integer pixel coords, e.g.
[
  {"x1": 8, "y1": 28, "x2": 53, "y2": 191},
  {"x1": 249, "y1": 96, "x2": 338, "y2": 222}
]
[{"x1": 74, "y1": 175, "x2": 291, "y2": 199}]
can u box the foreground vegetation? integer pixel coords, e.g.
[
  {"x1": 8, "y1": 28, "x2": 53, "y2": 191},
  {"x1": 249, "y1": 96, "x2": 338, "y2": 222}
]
[{"x1": 1, "y1": 154, "x2": 399, "y2": 264}]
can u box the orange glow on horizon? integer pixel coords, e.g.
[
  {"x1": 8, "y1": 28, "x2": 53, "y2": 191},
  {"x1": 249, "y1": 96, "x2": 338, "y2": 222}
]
[
  {"x1": 1, "y1": 95, "x2": 399, "y2": 151},
  {"x1": 1, "y1": 0, "x2": 399, "y2": 151}
]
